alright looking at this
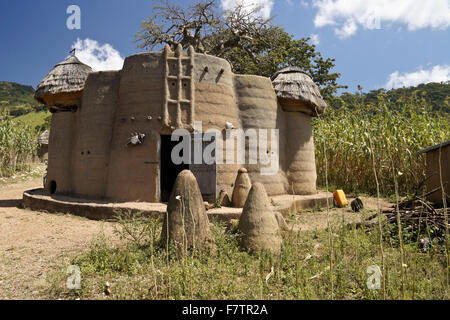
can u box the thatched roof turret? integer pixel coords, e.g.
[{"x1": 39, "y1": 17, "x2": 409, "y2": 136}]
[
  {"x1": 37, "y1": 130, "x2": 49, "y2": 145},
  {"x1": 35, "y1": 55, "x2": 92, "y2": 112},
  {"x1": 271, "y1": 67, "x2": 327, "y2": 116}
]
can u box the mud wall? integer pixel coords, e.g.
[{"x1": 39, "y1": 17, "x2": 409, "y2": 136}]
[
  {"x1": 47, "y1": 112, "x2": 76, "y2": 194},
  {"x1": 105, "y1": 53, "x2": 164, "y2": 202},
  {"x1": 193, "y1": 54, "x2": 241, "y2": 197},
  {"x1": 70, "y1": 71, "x2": 121, "y2": 198},
  {"x1": 426, "y1": 146, "x2": 450, "y2": 205},
  {"x1": 285, "y1": 112, "x2": 317, "y2": 195},
  {"x1": 234, "y1": 75, "x2": 289, "y2": 196}
]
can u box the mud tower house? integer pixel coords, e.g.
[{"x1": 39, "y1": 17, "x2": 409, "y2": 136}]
[{"x1": 35, "y1": 46, "x2": 327, "y2": 204}]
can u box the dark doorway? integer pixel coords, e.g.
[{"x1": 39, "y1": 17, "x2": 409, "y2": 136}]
[
  {"x1": 50, "y1": 180, "x2": 57, "y2": 195},
  {"x1": 160, "y1": 135, "x2": 189, "y2": 202}
]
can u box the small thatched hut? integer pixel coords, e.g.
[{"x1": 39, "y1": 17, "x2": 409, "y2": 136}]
[
  {"x1": 270, "y1": 67, "x2": 327, "y2": 194},
  {"x1": 271, "y1": 67, "x2": 327, "y2": 116},
  {"x1": 37, "y1": 130, "x2": 49, "y2": 161},
  {"x1": 34, "y1": 55, "x2": 92, "y2": 113},
  {"x1": 417, "y1": 141, "x2": 450, "y2": 206}
]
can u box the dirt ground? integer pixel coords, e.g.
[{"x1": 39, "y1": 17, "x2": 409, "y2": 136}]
[
  {"x1": 0, "y1": 177, "x2": 116, "y2": 299},
  {"x1": 0, "y1": 175, "x2": 392, "y2": 299},
  {"x1": 288, "y1": 196, "x2": 392, "y2": 231}
]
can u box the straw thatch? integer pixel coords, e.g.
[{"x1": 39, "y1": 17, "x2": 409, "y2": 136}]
[
  {"x1": 34, "y1": 55, "x2": 92, "y2": 105},
  {"x1": 271, "y1": 67, "x2": 327, "y2": 116},
  {"x1": 37, "y1": 130, "x2": 49, "y2": 145}
]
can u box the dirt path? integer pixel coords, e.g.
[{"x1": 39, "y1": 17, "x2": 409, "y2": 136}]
[
  {"x1": 0, "y1": 178, "x2": 115, "y2": 299},
  {"x1": 290, "y1": 196, "x2": 392, "y2": 231}
]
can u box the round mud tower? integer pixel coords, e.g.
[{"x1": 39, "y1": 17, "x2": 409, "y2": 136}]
[
  {"x1": 231, "y1": 168, "x2": 252, "y2": 208},
  {"x1": 238, "y1": 183, "x2": 282, "y2": 255},
  {"x1": 161, "y1": 170, "x2": 216, "y2": 254}
]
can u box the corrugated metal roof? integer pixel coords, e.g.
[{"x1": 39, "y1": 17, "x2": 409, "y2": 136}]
[{"x1": 416, "y1": 140, "x2": 450, "y2": 155}]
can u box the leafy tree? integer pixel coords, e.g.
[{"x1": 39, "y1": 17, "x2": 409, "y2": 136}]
[{"x1": 136, "y1": 0, "x2": 346, "y2": 98}]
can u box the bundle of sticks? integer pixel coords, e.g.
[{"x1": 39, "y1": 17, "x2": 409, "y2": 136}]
[
  {"x1": 349, "y1": 195, "x2": 448, "y2": 242},
  {"x1": 382, "y1": 196, "x2": 449, "y2": 235}
]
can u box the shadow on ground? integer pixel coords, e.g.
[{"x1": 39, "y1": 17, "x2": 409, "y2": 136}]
[{"x1": 0, "y1": 199, "x2": 21, "y2": 208}]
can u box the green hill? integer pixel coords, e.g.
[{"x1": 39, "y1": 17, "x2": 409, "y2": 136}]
[
  {"x1": 0, "y1": 81, "x2": 50, "y2": 132},
  {"x1": 0, "y1": 81, "x2": 35, "y2": 104},
  {"x1": 0, "y1": 81, "x2": 44, "y2": 116},
  {"x1": 330, "y1": 81, "x2": 450, "y2": 113},
  {"x1": 13, "y1": 110, "x2": 51, "y2": 132}
]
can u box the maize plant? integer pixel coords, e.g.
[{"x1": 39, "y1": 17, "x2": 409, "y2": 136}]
[
  {"x1": 313, "y1": 94, "x2": 450, "y2": 196},
  {"x1": 0, "y1": 118, "x2": 38, "y2": 177}
]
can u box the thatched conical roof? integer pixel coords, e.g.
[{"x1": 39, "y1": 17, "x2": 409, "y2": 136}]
[
  {"x1": 37, "y1": 130, "x2": 49, "y2": 145},
  {"x1": 34, "y1": 55, "x2": 92, "y2": 105},
  {"x1": 271, "y1": 67, "x2": 327, "y2": 116}
]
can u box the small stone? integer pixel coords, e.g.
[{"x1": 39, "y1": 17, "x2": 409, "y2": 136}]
[
  {"x1": 104, "y1": 282, "x2": 111, "y2": 296},
  {"x1": 204, "y1": 201, "x2": 214, "y2": 211}
]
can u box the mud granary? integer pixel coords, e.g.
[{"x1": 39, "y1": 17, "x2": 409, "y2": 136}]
[{"x1": 35, "y1": 45, "x2": 327, "y2": 203}]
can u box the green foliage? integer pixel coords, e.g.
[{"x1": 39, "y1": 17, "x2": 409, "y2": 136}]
[
  {"x1": 0, "y1": 116, "x2": 38, "y2": 177},
  {"x1": 331, "y1": 81, "x2": 450, "y2": 114},
  {"x1": 48, "y1": 218, "x2": 449, "y2": 299},
  {"x1": 13, "y1": 110, "x2": 51, "y2": 133},
  {"x1": 207, "y1": 27, "x2": 345, "y2": 98},
  {"x1": 34, "y1": 113, "x2": 52, "y2": 133},
  {"x1": 313, "y1": 94, "x2": 450, "y2": 196},
  {"x1": 113, "y1": 210, "x2": 161, "y2": 248}
]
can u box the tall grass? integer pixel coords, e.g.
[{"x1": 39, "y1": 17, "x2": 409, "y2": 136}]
[
  {"x1": 0, "y1": 117, "x2": 37, "y2": 177},
  {"x1": 45, "y1": 217, "x2": 449, "y2": 300},
  {"x1": 313, "y1": 94, "x2": 450, "y2": 196}
]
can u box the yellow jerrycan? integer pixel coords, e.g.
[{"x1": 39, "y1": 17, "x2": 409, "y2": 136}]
[{"x1": 333, "y1": 190, "x2": 348, "y2": 207}]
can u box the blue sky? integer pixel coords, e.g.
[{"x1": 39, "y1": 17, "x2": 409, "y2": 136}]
[{"x1": 0, "y1": 0, "x2": 449, "y2": 94}]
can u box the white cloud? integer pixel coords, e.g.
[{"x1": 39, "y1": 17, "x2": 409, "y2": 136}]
[
  {"x1": 309, "y1": 33, "x2": 320, "y2": 45},
  {"x1": 71, "y1": 38, "x2": 124, "y2": 71},
  {"x1": 312, "y1": 0, "x2": 450, "y2": 39},
  {"x1": 221, "y1": 0, "x2": 274, "y2": 19},
  {"x1": 385, "y1": 65, "x2": 450, "y2": 89},
  {"x1": 300, "y1": 0, "x2": 309, "y2": 8},
  {"x1": 334, "y1": 19, "x2": 357, "y2": 39}
]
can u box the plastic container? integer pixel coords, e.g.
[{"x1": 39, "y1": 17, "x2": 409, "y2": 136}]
[{"x1": 333, "y1": 190, "x2": 348, "y2": 207}]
